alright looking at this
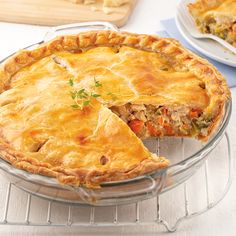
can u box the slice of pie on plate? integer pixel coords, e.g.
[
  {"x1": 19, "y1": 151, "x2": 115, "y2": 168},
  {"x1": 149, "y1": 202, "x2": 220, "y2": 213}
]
[
  {"x1": 188, "y1": 0, "x2": 236, "y2": 47},
  {"x1": 0, "y1": 31, "x2": 230, "y2": 187}
]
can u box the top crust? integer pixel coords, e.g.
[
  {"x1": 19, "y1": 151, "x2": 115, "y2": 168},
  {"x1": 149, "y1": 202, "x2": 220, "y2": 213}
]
[
  {"x1": 0, "y1": 30, "x2": 231, "y2": 187},
  {"x1": 188, "y1": 0, "x2": 236, "y2": 18},
  {"x1": 0, "y1": 30, "x2": 230, "y2": 113},
  {"x1": 188, "y1": 0, "x2": 224, "y2": 14}
]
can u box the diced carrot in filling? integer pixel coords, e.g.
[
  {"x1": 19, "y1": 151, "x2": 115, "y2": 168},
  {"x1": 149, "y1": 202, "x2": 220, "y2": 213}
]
[
  {"x1": 147, "y1": 121, "x2": 161, "y2": 136},
  {"x1": 156, "y1": 116, "x2": 164, "y2": 126},
  {"x1": 163, "y1": 122, "x2": 174, "y2": 135},
  {"x1": 162, "y1": 108, "x2": 168, "y2": 115},
  {"x1": 189, "y1": 108, "x2": 202, "y2": 118},
  {"x1": 128, "y1": 119, "x2": 144, "y2": 134}
]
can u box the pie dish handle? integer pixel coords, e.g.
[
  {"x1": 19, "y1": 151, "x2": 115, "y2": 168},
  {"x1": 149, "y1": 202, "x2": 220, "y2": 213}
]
[
  {"x1": 65, "y1": 171, "x2": 167, "y2": 205},
  {"x1": 43, "y1": 21, "x2": 119, "y2": 42}
]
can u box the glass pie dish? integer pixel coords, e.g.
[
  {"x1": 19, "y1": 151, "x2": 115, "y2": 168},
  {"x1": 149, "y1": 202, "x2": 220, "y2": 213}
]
[{"x1": 0, "y1": 22, "x2": 232, "y2": 206}]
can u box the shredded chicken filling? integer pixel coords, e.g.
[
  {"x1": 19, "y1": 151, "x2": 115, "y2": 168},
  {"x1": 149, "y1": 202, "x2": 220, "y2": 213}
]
[{"x1": 110, "y1": 104, "x2": 212, "y2": 139}]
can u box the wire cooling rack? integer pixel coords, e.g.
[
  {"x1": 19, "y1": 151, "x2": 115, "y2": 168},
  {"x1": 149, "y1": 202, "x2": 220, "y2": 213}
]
[{"x1": 0, "y1": 132, "x2": 232, "y2": 232}]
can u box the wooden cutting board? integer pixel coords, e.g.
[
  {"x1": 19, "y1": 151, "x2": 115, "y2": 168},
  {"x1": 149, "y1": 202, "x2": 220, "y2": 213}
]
[{"x1": 0, "y1": 0, "x2": 137, "y2": 27}]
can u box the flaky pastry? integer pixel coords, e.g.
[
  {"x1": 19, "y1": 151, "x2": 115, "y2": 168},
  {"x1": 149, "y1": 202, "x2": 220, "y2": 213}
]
[{"x1": 0, "y1": 31, "x2": 230, "y2": 187}]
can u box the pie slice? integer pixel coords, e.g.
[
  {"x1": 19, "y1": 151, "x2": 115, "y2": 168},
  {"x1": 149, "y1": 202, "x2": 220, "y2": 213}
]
[
  {"x1": 188, "y1": 0, "x2": 236, "y2": 47},
  {"x1": 0, "y1": 31, "x2": 230, "y2": 187}
]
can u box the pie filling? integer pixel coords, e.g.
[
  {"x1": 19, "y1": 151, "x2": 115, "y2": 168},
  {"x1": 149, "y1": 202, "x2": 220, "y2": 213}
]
[
  {"x1": 197, "y1": 16, "x2": 236, "y2": 46},
  {"x1": 110, "y1": 103, "x2": 211, "y2": 139}
]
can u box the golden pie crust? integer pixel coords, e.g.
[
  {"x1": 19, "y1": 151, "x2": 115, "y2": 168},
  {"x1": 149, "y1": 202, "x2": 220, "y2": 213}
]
[
  {"x1": 0, "y1": 31, "x2": 230, "y2": 187},
  {"x1": 188, "y1": 0, "x2": 236, "y2": 16}
]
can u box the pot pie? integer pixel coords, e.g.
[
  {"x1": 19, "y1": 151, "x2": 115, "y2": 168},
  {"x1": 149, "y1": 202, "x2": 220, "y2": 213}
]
[
  {"x1": 188, "y1": 0, "x2": 236, "y2": 47},
  {"x1": 0, "y1": 31, "x2": 230, "y2": 188}
]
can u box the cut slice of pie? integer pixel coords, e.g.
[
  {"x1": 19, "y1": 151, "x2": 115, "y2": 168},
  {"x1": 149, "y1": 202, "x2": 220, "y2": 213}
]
[
  {"x1": 188, "y1": 0, "x2": 236, "y2": 47},
  {"x1": 0, "y1": 31, "x2": 230, "y2": 187}
]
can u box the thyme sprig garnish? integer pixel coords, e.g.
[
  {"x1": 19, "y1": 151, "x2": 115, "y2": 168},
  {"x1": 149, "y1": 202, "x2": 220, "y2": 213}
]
[
  {"x1": 93, "y1": 77, "x2": 102, "y2": 88},
  {"x1": 69, "y1": 78, "x2": 102, "y2": 110},
  {"x1": 68, "y1": 78, "x2": 74, "y2": 87}
]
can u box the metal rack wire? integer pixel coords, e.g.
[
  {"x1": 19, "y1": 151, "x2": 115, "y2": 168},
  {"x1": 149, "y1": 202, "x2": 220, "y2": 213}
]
[{"x1": 0, "y1": 132, "x2": 232, "y2": 232}]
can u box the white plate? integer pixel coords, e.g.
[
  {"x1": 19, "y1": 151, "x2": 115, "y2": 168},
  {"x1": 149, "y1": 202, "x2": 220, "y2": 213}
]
[{"x1": 175, "y1": 0, "x2": 236, "y2": 67}]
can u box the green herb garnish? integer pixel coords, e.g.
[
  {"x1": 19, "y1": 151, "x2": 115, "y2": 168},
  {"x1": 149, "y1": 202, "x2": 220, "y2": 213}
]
[
  {"x1": 68, "y1": 78, "x2": 74, "y2": 87},
  {"x1": 69, "y1": 78, "x2": 102, "y2": 110},
  {"x1": 71, "y1": 104, "x2": 79, "y2": 109},
  {"x1": 91, "y1": 93, "x2": 101, "y2": 98},
  {"x1": 82, "y1": 100, "x2": 91, "y2": 107},
  {"x1": 94, "y1": 77, "x2": 102, "y2": 88}
]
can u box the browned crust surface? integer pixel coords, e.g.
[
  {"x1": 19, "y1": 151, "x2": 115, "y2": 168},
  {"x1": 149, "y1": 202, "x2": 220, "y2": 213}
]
[
  {"x1": 0, "y1": 30, "x2": 230, "y2": 187},
  {"x1": 188, "y1": 0, "x2": 225, "y2": 16}
]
